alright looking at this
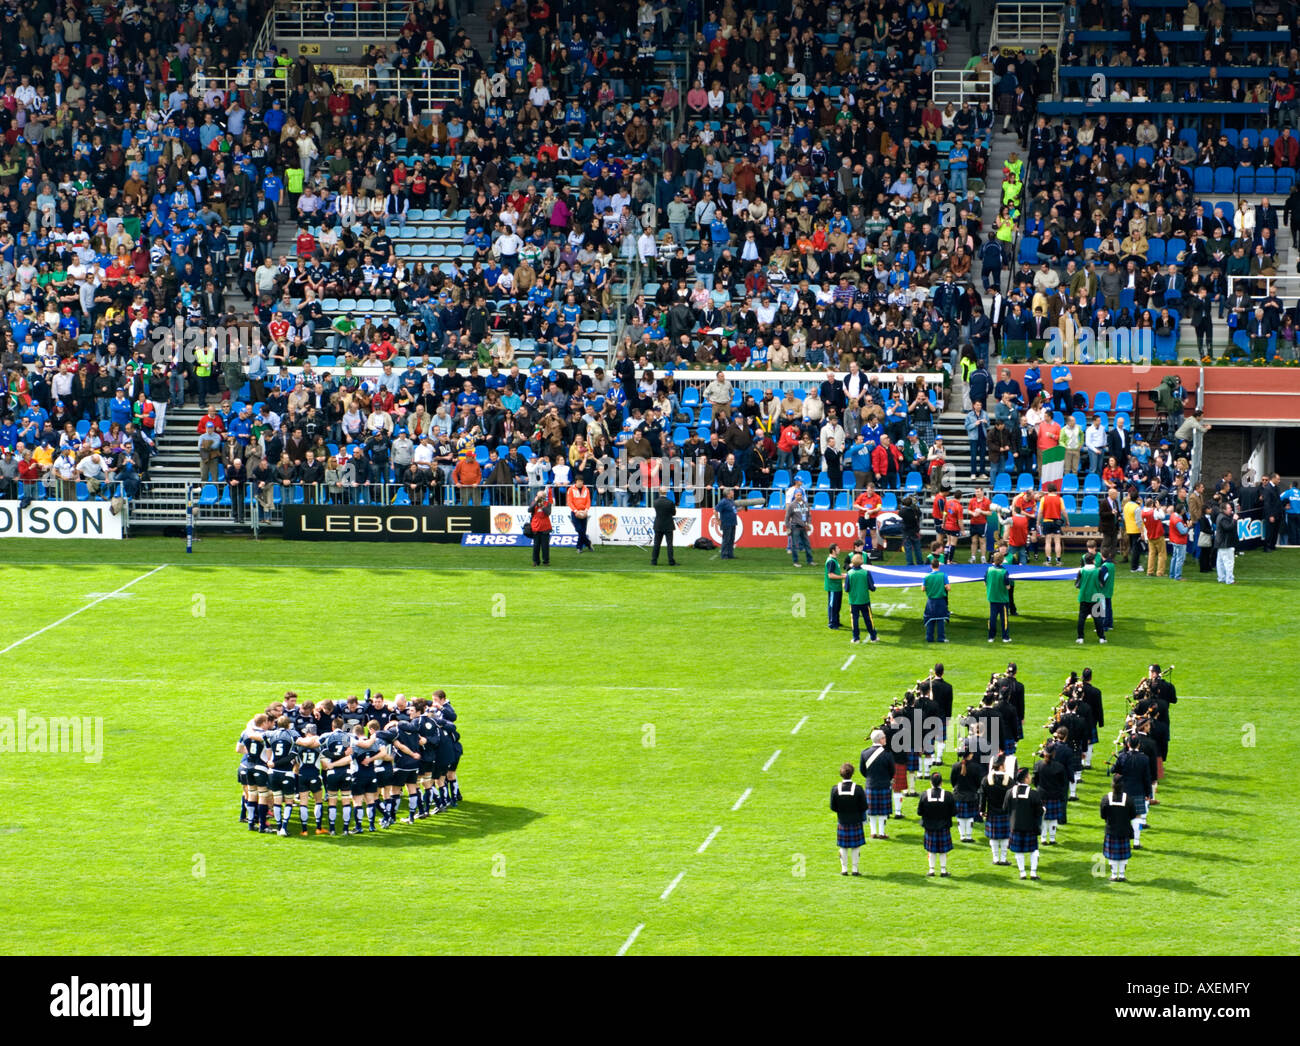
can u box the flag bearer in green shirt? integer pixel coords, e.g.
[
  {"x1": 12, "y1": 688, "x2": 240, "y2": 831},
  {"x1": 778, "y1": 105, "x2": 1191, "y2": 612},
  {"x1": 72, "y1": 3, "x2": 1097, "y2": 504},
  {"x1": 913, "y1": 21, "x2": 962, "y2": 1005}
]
[
  {"x1": 824, "y1": 543, "x2": 846, "y2": 631},
  {"x1": 1074, "y1": 552, "x2": 1108, "y2": 645},
  {"x1": 985, "y1": 552, "x2": 1012, "y2": 643},
  {"x1": 922, "y1": 556, "x2": 950, "y2": 643},
  {"x1": 844, "y1": 553, "x2": 878, "y2": 644}
]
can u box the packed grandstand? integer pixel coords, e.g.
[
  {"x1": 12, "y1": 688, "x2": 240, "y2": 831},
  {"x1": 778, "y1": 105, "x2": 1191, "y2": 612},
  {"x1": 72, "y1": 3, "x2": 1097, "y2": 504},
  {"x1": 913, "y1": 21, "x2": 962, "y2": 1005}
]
[{"x1": 0, "y1": 0, "x2": 1295, "y2": 536}]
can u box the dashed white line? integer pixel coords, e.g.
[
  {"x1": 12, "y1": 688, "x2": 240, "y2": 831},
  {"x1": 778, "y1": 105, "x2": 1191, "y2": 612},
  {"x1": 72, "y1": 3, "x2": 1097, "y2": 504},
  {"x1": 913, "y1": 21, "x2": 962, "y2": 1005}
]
[
  {"x1": 660, "y1": 871, "x2": 685, "y2": 900},
  {"x1": 697, "y1": 826, "x2": 722, "y2": 853},
  {"x1": 841, "y1": 654, "x2": 856, "y2": 671},
  {"x1": 762, "y1": 749, "x2": 781, "y2": 772},
  {"x1": 616, "y1": 923, "x2": 645, "y2": 956},
  {"x1": 791, "y1": 716, "x2": 809, "y2": 735},
  {"x1": 732, "y1": 787, "x2": 753, "y2": 811},
  {"x1": 0, "y1": 564, "x2": 168, "y2": 656},
  {"x1": 818, "y1": 682, "x2": 834, "y2": 701}
]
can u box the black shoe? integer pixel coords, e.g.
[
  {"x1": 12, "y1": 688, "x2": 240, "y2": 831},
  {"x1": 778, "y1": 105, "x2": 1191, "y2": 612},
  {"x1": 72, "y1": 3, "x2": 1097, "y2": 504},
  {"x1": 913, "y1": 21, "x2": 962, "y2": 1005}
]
[
  {"x1": 841, "y1": 870, "x2": 848, "y2": 876},
  {"x1": 668, "y1": 560, "x2": 677, "y2": 566},
  {"x1": 851, "y1": 871, "x2": 861, "y2": 876},
  {"x1": 940, "y1": 871, "x2": 950, "y2": 877},
  {"x1": 1030, "y1": 874, "x2": 1040, "y2": 880}
]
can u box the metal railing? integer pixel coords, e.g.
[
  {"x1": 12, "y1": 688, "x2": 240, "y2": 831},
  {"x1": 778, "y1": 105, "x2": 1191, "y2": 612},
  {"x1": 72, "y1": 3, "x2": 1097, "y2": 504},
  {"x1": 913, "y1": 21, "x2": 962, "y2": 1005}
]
[
  {"x1": 989, "y1": 2, "x2": 1064, "y2": 51},
  {"x1": 321, "y1": 65, "x2": 465, "y2": 110},
  {"x1": 272, "y1": 0, "x2": 409, "y2": 40},
  {"x1": 1227, "y1": 274, "x2": 1300, "y2": 300},
  {"x1": 931, "y1": 68, "x2": 993, "y2": 108}
]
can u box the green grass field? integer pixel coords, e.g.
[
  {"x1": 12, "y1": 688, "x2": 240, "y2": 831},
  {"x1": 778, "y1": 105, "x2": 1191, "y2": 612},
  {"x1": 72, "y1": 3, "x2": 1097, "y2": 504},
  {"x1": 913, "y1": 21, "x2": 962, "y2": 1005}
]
[{"x1": 0, "y1": 536, "x2": 1295, "y2": 955}]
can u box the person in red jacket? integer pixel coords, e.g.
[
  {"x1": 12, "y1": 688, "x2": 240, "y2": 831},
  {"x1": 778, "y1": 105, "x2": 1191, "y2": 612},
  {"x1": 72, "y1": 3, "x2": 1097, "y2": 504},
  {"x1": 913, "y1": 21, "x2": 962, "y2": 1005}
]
[
  {"x1": 872, "y1": 434, "x2": 902, "y2": 489},
  {"x1": 195, "y1": 406, "x2": 226, "y2": 435},
  {"x1": 968, "y1": 487, "x2": 992, "y2": 563},
  {"x1": 854, "y1": 482, "x2": 883, "y2": 551},
  {"x1": 1141, "y1": 498, "x2": 1167, "y2": 577},
  {"x1": 1273, "y1": 124, "x2": 1299, "y2": 169},
  {"x1": 777, "y1": 422, "x2": 800, "y2": 469},
  {"x1": 1168, "y1": 503, "x2": 1189, "y2": 579}
]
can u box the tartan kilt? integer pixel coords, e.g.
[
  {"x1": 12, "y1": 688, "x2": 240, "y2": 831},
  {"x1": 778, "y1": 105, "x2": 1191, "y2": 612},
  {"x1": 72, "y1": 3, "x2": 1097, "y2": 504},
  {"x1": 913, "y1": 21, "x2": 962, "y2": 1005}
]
[
  {"x1": 1103, "y1": 834, "x2": 1132, "y2": 861},
  {"x1": 1091, "y1": 724, "x2": 1099, "y2": 744},
  {"x1": 837, "y1": 821, "x2": 866, "y2": 849},
  {"x1": 1008, "y1": 829, "x2": 1039, "y2": 853},
  {"x1": 1042, "y1": 797, "x2": 1067, "y2": 823},
  {"x1": 906, "y1": 752, "x2": 921, "y2": 771},
  {"x1": 1004, "y1": 738, "x2": 1018, "y2": 755},
  {"x1": 866, "y1": 787, "x2": 892, "y2": 816},
  {"x1": 924, "y1": 827, "x2": 954, "y2": 854},
  {"x1": 996, "y1": 93, "x2": 1015, "y2": 117},
  {"x1": 1130, "y1": 794, "x2": 1147, "y2": 817},
  {"x1": 983, "y1": 811, "x2": 1010, "y2": 840},
  {"x1": 955, "y1": 798, "x2": 978, "y2": 819},
  {"x1": 893, "y1": 762, "x2": 909, "y2": 792}
]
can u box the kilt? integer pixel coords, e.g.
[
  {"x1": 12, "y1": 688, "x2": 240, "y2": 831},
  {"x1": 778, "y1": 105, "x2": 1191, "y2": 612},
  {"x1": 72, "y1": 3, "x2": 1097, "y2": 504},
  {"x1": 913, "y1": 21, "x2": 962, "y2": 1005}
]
[
  {"x1": 1042, "y1": 797, "x2": 1067, "y2": 822},
  {"x1": 866, "y1": 787, "x2": 892, "y2": 816},
  {"x1": 1008, "y1": 829, "x2": 1039, "y2": 853},
  {"x1": 983, "y1": 811, "x2": 1010, "y2": 840},
  {"x1": 1004, "y1": 738, "x2": 1018, "y2": 755},
  {"x1": 1130, "y1": 795, "x2": 1147, "y2": 817},
  {"x1": 1091, "y1": 724, "x2": 1099, "y2": 744},
  {"x1": 1156, "y1": 756, "x2": 1164, "y2": 780},
  {"x1": 837, "y1": 821, "x2": 866, "y2": 849},
  {"x1": 893, "y1": 763, "x2": 909, "y2": 792},
  {"x1": 924, "y1": 827, "x2": 954, "y2": 854},
  {"x1": 1103, "y1": 834, "x2": 1132, "y2": 861},
  {"x1": 906, "y1": 752, "x2": 921, "y2": 772},
  {"x1": 955, "y1": 798, "x2": 978, "y2": 819}
]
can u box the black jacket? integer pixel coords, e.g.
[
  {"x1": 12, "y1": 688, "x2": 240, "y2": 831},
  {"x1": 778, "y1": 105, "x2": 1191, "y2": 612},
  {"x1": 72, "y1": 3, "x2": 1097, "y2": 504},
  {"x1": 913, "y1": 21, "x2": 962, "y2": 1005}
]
[
  {"x1": 930, "y1": 678, "x2": 954, "y2": 719},
  {"x1": 1003, "y1": 783, "x2": 1043, "y2": 833},
  {"x1": 978, "y1": 771, "x2": 1013, "y2": 817},
  {"x1": 1100, "y1": 791, "x2": 1137, "y2": 837},
  {"x1": 1032, "y1": 757, "x2": 1069, "y2": 800},
  {"x1": 858, "y1": 743, "x2": 895, "y2": 789},
  {"x1": 652, "y1": 494, "x2": 676, "y2": 534},
  {"x1": 1080, "y1": 682, "x2": 1104, "y2": 729},
  {"x1": 1113, "y1": 748, "x2": 1153, "y2": 800},
  {"x1": 830, "y1": 780, "x2": 867, "y2": 826},
  {"x1": 916, "y1": 786, "x2": 956, "y2": 830},
  {"x1": 949, "y1": 759, "x2": 981, "y2": 802}
]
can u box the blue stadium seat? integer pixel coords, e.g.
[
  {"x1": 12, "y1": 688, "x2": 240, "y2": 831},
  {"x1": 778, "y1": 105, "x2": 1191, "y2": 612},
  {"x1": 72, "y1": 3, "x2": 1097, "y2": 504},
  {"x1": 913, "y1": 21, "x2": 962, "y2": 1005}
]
[
  {"x1": 199, "y1": 483, "x2": 220, "y2": 505},
  {"x1": 1255, "y1": 171, "x2": 1276, "y2": 195},
  {"x1": 1092, "y1": 390, "x2": 1112, "y2": 413},
  {"x1": 1114, "y1": 392, "x2": 1133, "y2": 413},
  {"x1": 1193, "y1": 167, "x2": 1213, "y2": 194},
  {"x1": 904, "y1": 471, "x2": 923, "y2": 493},
  {"x1": 767, "y1": 491, "x2": 785, "y2": 509},
  {"x1": 1277, "y1": 168, "x2": 1297, "y2": 191},
  {"x1": 1018, "y1": 237, "x2": 1039, "y2": 265},
  {"x1": 795, "y1": 470, "x2": 812, "y2": 487},
  {"x1": 814, "y1": 491, "x2": 831, "y2": 509},
  {"x1": 1016, "y1": 473, "x2": 1033, "y2": 492},
  {"x1": 1237, "y1": 171, "x2": 1255, "y2": 195},
  {"x1": 1146, "y1": 240, "x2": 1165, "y2": 264},
  {"x1": 993, "y1": 473, "x2": 1011, "y2": 492},
  {"x1": 881, "y1": 492, "x2": 898, "y2": 511},
  {"x1": 1063, "y1": 494, "x2": 1078, "y2": 513},
  {"x1": 1082, "y1": 495, "x2": 1099, "y2": 514},
  {"x1": 1062, "y1": 475, "x2": 1079, "y2": 493},
  {"x1": 772, "y1": 469, "x2": 791, "y2": 489},
  {"x1": 1083, "y1": 474, "x2": 1102, "y2": 494},
  {"x1": 992, "y1": 493, "x2": 1010, "y2": 509},
  {"x1": 1214, "y1": 167, "x2": 1235, "y2": 194}
]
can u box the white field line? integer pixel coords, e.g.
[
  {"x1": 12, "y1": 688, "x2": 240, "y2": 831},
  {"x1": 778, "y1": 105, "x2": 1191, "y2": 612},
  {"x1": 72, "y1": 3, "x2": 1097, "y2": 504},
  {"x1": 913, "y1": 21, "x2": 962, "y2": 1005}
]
[
  {"x1": 792, "y1": 716, "x2": 809, "y2": 735},
  {"x1": 616, "y1": 923, "x2": 645, "y2": 956},
  {"x1": 732, "y1": 787, "x2": 753, "y2": 811},
  {"x1": 0, "y1": 565, "x2": 168, "y2": 656},
  {"x1": 660, "y1": 872, "x2": 685, "y2": 901},
  {"x1": 841, "y1": 654, "x2": 856, "y2": 671},
  {"x1": 697, "y1": 826, "x2": 722, "y2": 853},
  {"x1": 762, "y1": 749, "x2": 781, "y2": 772},
  {"x1": 818, "y1": 682, "x2": 834, "y2": 701}
]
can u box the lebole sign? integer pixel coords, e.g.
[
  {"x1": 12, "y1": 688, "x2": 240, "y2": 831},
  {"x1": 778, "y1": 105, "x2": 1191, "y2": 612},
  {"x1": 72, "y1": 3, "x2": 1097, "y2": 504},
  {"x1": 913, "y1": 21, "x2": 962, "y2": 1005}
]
[{"x1": 283, "y1": 505, "x2": 490, "y2": 541}]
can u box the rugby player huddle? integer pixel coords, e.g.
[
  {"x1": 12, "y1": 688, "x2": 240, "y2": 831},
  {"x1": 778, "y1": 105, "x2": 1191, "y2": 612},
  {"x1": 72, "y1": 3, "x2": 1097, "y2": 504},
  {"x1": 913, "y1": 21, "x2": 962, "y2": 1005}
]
[{"x1": 237, "y1": 689, "x2": 464, "y2": 836}]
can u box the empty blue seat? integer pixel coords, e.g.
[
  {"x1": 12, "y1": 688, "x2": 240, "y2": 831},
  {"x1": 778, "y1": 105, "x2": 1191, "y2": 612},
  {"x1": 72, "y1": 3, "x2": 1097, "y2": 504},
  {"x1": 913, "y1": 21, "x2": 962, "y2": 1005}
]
[
  {"x1": 1093, "y1": 390, "x2": 1112, "y2": 413},
  {"x1": 1114, "y1": 391, "x2": 1133, "y2": 413},
  {"x1": 1016, "y1": 473, "x2": 1033, "y2": 492},
  {"x1": 881, "y1": 492, "x2": 897, "y2": 510},
  {"x1": 992, "y1": 493, "x2": 1010, "y2": 508},
  {"x1": 199, "y1": 483, "x2": 220, "y2": 505},
  {"x1": 1062, "y1": 475, "x2": 1079, "y2": 493},
  {"x1": 1063, "y1": 494, "x2": 1078, "y2": 513},
  {"x1": 767, "y1": 491, "x2": 785, "y2": 509},
  {"x1": 1214, "y1": 167, "x2": 1235, "y2": 194},
  {"x1": 1082, "y1": 495, "x2": 1099, "y2": 513},
  {"x1": 772, "y1": 469, "x2": 791, "y2": 489},
  {"x1": 814, "y1": 491, "x2": 831, "y2": 509},
  {"x1": 1193, "y1": 167, "x2": 1213, "y2": 194},
  {"x1": 904, "y1": 471, "x2": 923, "y2": 493},
  {"x1": 1019, "y1": 236, "x2": 1039, "y2": 265},
  {"x1": 1083, "y1": 474, "x2": 1102, "y2": 494},
  {"x1": 993, "y1": 473, "x2": 1011, "y2": 492}
]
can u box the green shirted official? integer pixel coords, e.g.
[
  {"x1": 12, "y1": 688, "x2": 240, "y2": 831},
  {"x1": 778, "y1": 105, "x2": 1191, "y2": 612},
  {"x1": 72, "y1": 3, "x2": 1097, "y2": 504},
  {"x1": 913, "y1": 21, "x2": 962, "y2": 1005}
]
[
  {"x1": 824, "y1": 543, "x2": 845, "y2": 630},
  {"x1": 1074, "y1": 554, "x2": 1107, "y2": 644},
  {"x1": 923, "y1": 557, "x2": 950, "y2": 643},
  {"x1": 1098, "y1": 554, "x2": 1116, "y2": 631},
  {"x1": 844, "y1": 553, "x2": 878, "y2": 643},
  {"x1": 985, "y1": 553, "x2": 1011, "y2": 642}
]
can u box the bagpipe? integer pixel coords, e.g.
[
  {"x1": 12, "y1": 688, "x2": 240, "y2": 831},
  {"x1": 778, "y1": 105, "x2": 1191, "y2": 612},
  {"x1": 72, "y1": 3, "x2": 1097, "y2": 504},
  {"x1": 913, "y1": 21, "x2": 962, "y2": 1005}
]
[
  {"x1": 1105, "y1": 666, "x2": 1175, "y2": 768},
  {"x1": 1127, "y1": 664, "x2": 1175, "y2": 714}
]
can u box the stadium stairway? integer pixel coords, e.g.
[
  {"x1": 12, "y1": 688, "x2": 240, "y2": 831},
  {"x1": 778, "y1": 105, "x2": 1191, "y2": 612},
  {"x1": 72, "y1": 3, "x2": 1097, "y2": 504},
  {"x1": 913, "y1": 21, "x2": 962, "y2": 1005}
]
[{"x1": 459, "y1": 5, "x2": 493, "y2": 63}]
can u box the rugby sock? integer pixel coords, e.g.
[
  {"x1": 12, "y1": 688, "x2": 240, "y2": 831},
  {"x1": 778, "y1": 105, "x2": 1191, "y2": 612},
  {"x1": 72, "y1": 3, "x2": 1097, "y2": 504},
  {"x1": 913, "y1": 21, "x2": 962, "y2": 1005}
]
[
  {"x1": 440, "y1": 784, "x2": 450, "y2": 803},
  {"x1": 329, "y1": 807, "x2": 337, "y2": 829},
  {"x1": 367, "y1": 803, "x2": 376, "y2": 829},
  {"x1": 314, "y1": 802, "x2": 322, "y2": 827},
  {"x1": 838, "y1": 848, "x2": 849, "y2": 874},
  {"x1": 250, "y1": 804, "x2": 263, "y2": 830},
  {"x1": 1131, "y1": 819, "x2": 1142, "y2": 845},
  {"x1": 339, "y1": 806, "x2": 349, "y2": 830},
  {"x1": 1015, "y1": 853, "x2": 1026, "y2": 874},
  {"x1": 422, "y1": 787, "x2": 433, "y2": 809},
  {"x1": 240, "y1": 798, "x2": 249, "y2": 820},
  {"x1": 272, "y1": 803, "x2": 281, "y2": 827},
  {"x1": 299, "y1": 805, "x2": 309, "y2": 828}
]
